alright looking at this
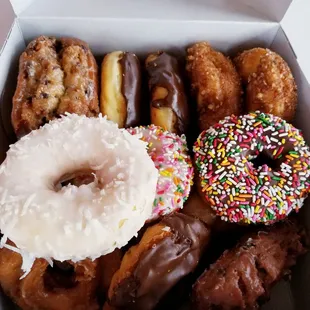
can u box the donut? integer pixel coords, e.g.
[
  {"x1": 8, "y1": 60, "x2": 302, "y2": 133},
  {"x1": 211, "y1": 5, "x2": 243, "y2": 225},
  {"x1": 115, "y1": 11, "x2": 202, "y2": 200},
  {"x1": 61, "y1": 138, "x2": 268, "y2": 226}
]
[
  {"x1": 193, "y1": 112, "x2": 310, "y2": 224},
  {"x1": 0, "y1": 241, "x2": 100, "y2": 310},
  {"x1": 12, "y1": 36, "x2": 99, "y2": 138},
  {"x1": 108, "y1": 213, "x2": 210, "y2": 310},
  {"x1": 100, "y1": 51, "x2": 141, "y2": 128},
  {"x1": 234, "y1": 47, "x2": 268, "y2": 84},
  {"x1": 145, "y1": 51, "x2": 189, "y2": 134},
  {"x1": 128, "y1": 125, "x2": 193, "y2": 221},
  {"x1": 234, "y1": 48, "x2": 297, "y2": 121},
  {"x1": 186, "y1": 42, "x2": 242, "y2": 131},
  {"x1": 192, "y1": 220, "x2": 306, "y2": 310},
  {"x1": 0, "y1": 114, "x2": 158, "y2": 274}
]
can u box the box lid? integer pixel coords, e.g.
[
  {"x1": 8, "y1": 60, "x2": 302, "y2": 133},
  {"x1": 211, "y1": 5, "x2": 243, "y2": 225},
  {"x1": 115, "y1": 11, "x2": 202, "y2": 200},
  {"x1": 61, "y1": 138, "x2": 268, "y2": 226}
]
[
  {"x1": 282, "y1": 0, "x2": 310, "y2": 83},
  {"x1": 10, "y1": 0, "x2": 291, "y2": 22}
]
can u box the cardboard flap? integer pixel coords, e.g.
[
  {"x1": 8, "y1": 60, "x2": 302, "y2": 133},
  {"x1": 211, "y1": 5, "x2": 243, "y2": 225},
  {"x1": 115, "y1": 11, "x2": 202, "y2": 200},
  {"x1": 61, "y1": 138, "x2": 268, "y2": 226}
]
[
  {"x1": 282, "y1": 0, "x2": 310, "y2": 84},
  {"x1": 9, "y1": 0, "x2": 35, "y2": 15},
  {"x1": 17, "y1": 0, "x2": 289, "y2": 22},
  {"x1": 0, "y1": 0, "x2": 15, "y2": 54}
]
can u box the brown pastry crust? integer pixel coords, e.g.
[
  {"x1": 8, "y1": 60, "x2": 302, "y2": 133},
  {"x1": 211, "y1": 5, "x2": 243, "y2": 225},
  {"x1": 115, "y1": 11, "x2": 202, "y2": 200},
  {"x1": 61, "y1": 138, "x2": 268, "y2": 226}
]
[
  {"x1": 146, "y1": 51, "x2": 189, "y2": 134},
  {"x1": 100, "y1": 51, "x2": 141, "y2": 128},
  {"x1": 246, "y1": 50, "x2": 297, "y2": 121},
  {"x1": 192, "y1": 221, "x2": 307, "y2": 310},
  {"x1": 12, "y1": 36, "x2": 99, "y2": 138},
  {"x1": 108, "y1": 213, "x2": 210, "y2": 310},
  {"x1": 12, "y1": 36, "x2": 65, "y2": 138},
  {"x1": 186, "y1": 42, "x2": 242, "y2": 131},
  {"x1": 234, "y1": 47, "x2": 268, "y2": 84},
  {"x1": 0, "y1": 241, "x2": 99, "y2": 310},
  {"x1": 98, "y1": 249, "x2": 123, "y2": 296},
  {"x1": 57, "y1": 38, "x2": 99, "y2": 117}
]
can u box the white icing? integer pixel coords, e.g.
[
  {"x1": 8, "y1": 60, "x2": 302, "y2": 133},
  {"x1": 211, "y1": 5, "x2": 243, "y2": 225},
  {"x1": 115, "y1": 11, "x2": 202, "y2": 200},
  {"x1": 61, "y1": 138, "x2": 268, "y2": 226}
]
[{"x1": 0, "y1": 114, "x2": 158, "y2": 274}]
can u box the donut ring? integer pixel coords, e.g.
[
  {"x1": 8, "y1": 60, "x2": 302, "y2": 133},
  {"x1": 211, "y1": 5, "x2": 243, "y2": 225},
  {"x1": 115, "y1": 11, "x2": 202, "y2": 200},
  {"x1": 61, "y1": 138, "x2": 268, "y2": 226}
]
[
  {"x1": 128, "y1": 125, "x2": 193, "y2": 221},
  {"x1": 0, "y1": 114, "x2": 158, "y2": 274},
  {"x1": 19, "y1": 258, "x2": 99, "y2": 310},
  {"x1": 193, "y1": 112, "x2": 310, "y2": 224}
]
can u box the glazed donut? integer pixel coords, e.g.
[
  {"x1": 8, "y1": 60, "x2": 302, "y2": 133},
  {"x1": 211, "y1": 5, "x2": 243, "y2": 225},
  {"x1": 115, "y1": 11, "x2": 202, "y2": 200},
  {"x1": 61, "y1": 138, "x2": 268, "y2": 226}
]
[
  {"x1": 193, "y1": 112, "x2": 310, "y2": 224},
  {"x1": 186, "y1": 42, "x2": 242, "y2": 131},
  {"x1": 0, "y1": 114, "x2": 158, "y2": 274},
  {"x1": 128, "y1": 125, "x2": 193, "y2": 221},
  {"x1": 108, "y1": 213, "x2": 210, "y2": 310},
  {"x1": 19, "y1": 259, "x2": 99, "y2": 310},
  {"x1": 145, "y1": 51, "x2": 189, "y2": 134},
  {"x1": 100, "y1": 51, "x2": 141, "y2": 128},
  {"x1": 234, "y1": 48, "x2": 297, "y2": 121},
  {"x1": 0, "y1": 241, "x2": 99, "y2": 310}
]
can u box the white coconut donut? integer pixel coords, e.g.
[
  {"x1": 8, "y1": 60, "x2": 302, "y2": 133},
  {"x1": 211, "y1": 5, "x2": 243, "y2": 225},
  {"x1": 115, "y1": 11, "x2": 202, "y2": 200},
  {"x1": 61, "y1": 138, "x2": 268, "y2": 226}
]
[{"x1": 0, "y1": 114, "x2": 158, "y2": 275}]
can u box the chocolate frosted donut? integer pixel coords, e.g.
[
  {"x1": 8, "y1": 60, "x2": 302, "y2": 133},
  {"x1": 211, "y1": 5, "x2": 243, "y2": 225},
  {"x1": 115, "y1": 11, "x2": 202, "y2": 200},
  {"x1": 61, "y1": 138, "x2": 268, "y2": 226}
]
[
  {"x1": 100, "y1": 51, "x2": 142, "y2": 128},
  {"x1": 192, "y1": 220, "x2": 307, "y2": 310},
  {"x1": 146, "y1": 51, "x2": 189, "y2": 134},
  {"x1": 194, "y1": 112, "x2": 310, "y2": 224},
  {"x1": 108, "y1": 213, "x2": 210, "y2": 310}
]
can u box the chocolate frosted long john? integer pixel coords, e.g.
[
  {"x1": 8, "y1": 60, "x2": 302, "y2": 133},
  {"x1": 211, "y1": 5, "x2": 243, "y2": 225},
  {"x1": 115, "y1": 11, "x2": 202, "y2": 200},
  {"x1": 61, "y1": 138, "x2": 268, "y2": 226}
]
[
  {"x1": 108, "y1": 213, "x2": 210, "y2": 310},
  {"x1": 100, "y1": 51, "x2": 141, "y2": 128},
  {"x1": 146, "y1": 51, "x2": 189, "y2": 134}
]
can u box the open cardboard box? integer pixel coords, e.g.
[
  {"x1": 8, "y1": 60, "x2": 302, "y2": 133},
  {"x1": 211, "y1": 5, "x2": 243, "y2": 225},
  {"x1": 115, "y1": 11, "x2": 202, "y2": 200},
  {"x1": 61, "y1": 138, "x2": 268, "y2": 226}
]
[{"x1": 0, "y1": 0, "x2": 310, "y2": 309}]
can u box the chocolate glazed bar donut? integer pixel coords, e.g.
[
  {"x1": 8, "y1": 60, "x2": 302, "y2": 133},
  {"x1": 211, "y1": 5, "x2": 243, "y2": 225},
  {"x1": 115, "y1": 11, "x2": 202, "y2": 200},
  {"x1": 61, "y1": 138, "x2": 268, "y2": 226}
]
[
  {"x1": 108, "y1": 213, "x2": 210, "y2": 310},
  {"x1": 146, "y1": 51, "x2": 189, "y2": 135},
  {"x1": 192, "y1": 220, "x2": 307, "y2": 310},
  {"x1": 100, "y1": 51, "x2": 142, "y2": 128},
  {"x1": 11, "y1": 36, "x2": 99, "y2": 138}
]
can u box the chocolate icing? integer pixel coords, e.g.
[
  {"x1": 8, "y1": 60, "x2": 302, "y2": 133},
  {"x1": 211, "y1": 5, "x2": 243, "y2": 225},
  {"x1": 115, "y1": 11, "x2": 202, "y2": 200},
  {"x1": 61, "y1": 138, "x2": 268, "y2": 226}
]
[
  {"x1": 110, "y1": 213, "x2": 209, "y2": 310},
  {"x1": 192, "y1": 221, "x2": 307, "y2": 310},
  {"x1": 146, "y1": 52, "x2": 189, "y2": 134},
  {"x1": 119, "y1": 52, "x2": 142, "y2": 128}
]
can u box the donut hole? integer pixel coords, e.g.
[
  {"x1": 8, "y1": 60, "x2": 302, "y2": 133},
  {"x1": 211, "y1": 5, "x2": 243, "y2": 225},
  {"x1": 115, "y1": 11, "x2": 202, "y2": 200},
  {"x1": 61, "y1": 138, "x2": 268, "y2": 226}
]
[
  {"x1": 55, "y1": 170, "x2": 95, "y2": 190},
  {"x1": 251, "y1": 152, "x2": 278, "y2": 170},
  {"x1": 43, "y1": 261, "x2": 77, "y2": 291}
]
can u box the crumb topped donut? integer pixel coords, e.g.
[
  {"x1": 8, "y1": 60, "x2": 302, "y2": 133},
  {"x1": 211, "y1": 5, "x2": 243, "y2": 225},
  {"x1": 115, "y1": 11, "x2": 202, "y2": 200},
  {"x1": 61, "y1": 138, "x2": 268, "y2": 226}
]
[
  {"x1": 193, "y1": 112, "x2": 310, "y2": 224},
  {"x1": 128, "y1": 125, "x2": 193, "y2": 221},
  {"x1": 0, "y1": 114, "x2": 158, "y2": 274}
]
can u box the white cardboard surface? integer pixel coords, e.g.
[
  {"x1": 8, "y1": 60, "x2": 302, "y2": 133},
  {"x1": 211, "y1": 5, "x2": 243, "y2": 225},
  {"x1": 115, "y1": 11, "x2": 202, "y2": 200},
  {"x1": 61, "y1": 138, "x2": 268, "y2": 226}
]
[
  {"x1": 0, "y1": 0, "x2": 15, "y2": 54},
  {"x1": 18, "y1": 18, "x2": 279, "y2": 55},
  {"x1": 15, "y1": 0, "x2": 284, "y2": 22},
  {"x1": 282, "y1": 0, "x2": 310, "y2": 84}
]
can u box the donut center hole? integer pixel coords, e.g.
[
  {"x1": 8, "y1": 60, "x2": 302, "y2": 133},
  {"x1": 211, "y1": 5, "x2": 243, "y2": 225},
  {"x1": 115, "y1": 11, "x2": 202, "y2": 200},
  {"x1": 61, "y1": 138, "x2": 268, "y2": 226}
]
[
  {"x1": 43, "y1": 261, "x2": 77, "y2": 291},
  {"x1": 251, "y1": 152, "x2": 278, "y2": 170},
  {"x1": 55, "y1": 170, "x2": 95, "y2": 190}
]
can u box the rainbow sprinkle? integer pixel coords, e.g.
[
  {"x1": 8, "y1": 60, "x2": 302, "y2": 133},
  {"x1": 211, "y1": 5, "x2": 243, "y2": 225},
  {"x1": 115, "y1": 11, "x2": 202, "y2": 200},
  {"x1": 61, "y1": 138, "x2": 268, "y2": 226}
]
[
  {"x1": 193, "y1": 112, "x2": 310, "y2": 224},
  {"x1": 128, "y1": 125, "x2": 193, "y2": 221}
]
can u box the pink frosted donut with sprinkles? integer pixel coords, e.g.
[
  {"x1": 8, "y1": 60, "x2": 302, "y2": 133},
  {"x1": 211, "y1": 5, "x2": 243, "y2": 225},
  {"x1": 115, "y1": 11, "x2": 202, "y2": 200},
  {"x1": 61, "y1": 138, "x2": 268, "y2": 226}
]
[
  {"x1": 128, "y1": 125, "x2": 193, "y2": 221},
  {"x1": 193, "y1": 111, "x2": 310, "y2": 224}
]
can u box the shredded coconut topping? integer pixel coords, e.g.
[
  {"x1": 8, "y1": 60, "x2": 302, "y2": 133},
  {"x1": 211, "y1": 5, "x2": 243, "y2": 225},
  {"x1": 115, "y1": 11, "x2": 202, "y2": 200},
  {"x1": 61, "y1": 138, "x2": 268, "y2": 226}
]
[{"x1": 0, "y1": 114, "x2": 158, "y2": 275}]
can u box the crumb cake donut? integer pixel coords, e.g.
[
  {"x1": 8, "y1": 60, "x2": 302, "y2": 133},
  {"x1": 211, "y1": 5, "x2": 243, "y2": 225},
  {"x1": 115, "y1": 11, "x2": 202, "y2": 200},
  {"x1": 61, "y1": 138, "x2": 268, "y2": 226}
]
[
  {"x1": 193, "y1": 112, "x2": 310, "y2": 224},
  {"x1": 0, "y1": 114, "x2": 158, "y2": 274},
  {"x1": 128, "y1": 125, "x2": 193, "y2": 221},
  {"x1": 186, "y1": 42, "x2": 242, "y2": 131}
]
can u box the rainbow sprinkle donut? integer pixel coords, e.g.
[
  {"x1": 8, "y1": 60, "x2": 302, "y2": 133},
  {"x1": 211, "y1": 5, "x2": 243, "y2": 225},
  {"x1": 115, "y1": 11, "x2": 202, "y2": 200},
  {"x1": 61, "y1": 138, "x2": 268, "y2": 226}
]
[
  {"x1": 128, "y1": 125, "x2": 193, "y2": 221},
  {"x1": 193, "y1": 112, "x2": 310, "y2": 224}
]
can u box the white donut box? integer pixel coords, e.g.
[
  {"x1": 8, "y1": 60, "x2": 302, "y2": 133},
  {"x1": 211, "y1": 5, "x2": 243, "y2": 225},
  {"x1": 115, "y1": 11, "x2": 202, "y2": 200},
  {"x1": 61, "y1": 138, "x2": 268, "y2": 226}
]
[{"x1": 0, "y1": 0, "x2": 310, "y2": 309}]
